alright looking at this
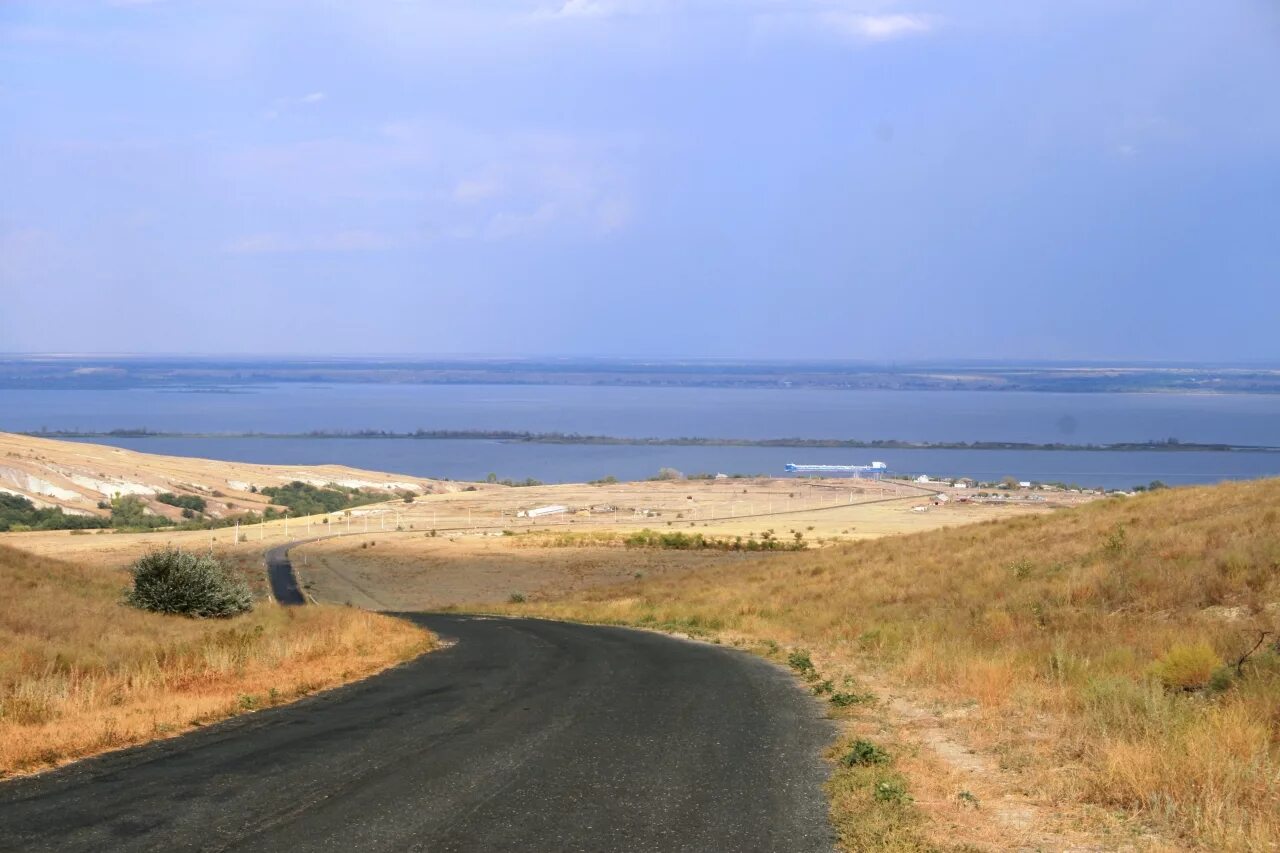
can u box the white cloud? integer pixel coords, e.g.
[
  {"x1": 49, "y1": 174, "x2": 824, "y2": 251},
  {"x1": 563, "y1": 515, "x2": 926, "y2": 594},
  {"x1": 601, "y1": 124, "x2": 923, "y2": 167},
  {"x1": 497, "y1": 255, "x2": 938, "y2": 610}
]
[
  {"x1": 298, "y1": 91, "x2": 327, "y2": 104},
  {"x1": 219, "y1": 119, "x2": 634, "y2": 247},
  {"x1": 541, "y1": 0, "x2": 659, "y2": 18},
  {"x1": 819, "y1": 12, "x2": 939, "y2": 42}
]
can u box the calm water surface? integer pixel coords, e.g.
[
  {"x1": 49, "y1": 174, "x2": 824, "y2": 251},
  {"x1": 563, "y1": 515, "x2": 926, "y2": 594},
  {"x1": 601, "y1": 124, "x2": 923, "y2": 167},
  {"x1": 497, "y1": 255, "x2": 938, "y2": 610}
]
[
  {"x1": 62, "y1": 436, "x2": 1280, "y2": 490},
  {"x1": 4, "y1": 384, "x2": 1280, "y2": 444},
  {"x1": 4, "y1": 384, "x2": 1279, "y2": 488}
]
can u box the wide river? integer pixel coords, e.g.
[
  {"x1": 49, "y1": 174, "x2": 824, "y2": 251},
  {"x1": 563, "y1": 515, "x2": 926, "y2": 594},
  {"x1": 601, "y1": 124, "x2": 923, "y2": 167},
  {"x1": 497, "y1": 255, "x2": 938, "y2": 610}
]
[{"x1": 3, "y1": 384, "x2": 1278, "y2": 488}]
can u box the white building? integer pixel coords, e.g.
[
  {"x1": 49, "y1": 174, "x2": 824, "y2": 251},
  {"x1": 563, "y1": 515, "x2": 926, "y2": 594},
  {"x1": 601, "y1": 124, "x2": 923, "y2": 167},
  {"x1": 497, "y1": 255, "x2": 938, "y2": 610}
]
[{"x1": 519, "y1": 504, "x2": 568, "y2": 518}]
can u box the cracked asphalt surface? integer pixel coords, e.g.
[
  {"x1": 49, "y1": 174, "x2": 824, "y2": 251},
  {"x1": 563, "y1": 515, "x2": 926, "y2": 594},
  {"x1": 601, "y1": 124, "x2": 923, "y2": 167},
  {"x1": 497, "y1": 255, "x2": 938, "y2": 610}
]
[{"x1": 0, "y1": 614, "x2": 835, "y2": 852}]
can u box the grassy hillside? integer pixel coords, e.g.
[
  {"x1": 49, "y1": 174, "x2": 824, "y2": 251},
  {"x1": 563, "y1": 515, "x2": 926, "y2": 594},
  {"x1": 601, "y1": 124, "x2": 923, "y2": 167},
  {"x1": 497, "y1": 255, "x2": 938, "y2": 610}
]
[
  {"x1": 498, "y1": 479, "x2": 1280, "y2": 850},
  {"x1": 0, "y1": 544, "x2": 432, "y2": 777}
]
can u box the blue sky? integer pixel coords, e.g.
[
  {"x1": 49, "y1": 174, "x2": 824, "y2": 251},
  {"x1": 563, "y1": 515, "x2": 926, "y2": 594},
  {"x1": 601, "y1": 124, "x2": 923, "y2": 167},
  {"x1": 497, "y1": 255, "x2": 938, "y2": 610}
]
[{"x1": 1, "y1": 1, "x2": 1277, "y2": 360}]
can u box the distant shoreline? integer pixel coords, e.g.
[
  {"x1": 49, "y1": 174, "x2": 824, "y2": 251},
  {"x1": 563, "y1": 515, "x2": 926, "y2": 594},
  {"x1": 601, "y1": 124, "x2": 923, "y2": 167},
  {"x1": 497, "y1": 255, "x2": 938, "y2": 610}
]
[
  {"x1": 29, "y1": 430, "x2": 1280, "y2": 454},
  {"x1": 3, "y1": 356, "x2": 1280, "y2": 395}
]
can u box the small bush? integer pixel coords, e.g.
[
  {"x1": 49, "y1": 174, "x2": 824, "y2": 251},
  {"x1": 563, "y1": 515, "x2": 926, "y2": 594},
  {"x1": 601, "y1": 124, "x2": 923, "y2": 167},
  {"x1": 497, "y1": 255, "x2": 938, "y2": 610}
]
[
  {"x1": 787, "y1": 649, "x2": 815, "y2": 675},
  {"x1": 830, "y1": 691, "x2": 875, "y2": 707},
  {"x1": 1103, "y1": 523, "x2": 1128, "y2": 555},
  {"x1": 841, "y1": 739, "x2": 891, "y2": 767},
  {"x1": 509, "y1": 592, "x2": 526, "y2": 604},
  {"x1": 874, "y1": 779, "x2": 911, "y2": 804},
  {"x1": 125, "y1": 547, "x2": 253, "y2": 618},
  {"x1": 1151, "y1": 641, "x2": 1220, "y2": 690}
]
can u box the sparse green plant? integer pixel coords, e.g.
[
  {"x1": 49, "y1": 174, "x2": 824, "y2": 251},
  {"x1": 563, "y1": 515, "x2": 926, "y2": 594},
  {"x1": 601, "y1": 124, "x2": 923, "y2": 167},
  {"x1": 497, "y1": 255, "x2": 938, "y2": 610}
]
[
  {"x1": 830, "y1": 691, "x2": 875, "y2": 707},
  {"x1": 873, "y1": 779, "x2": 911, "y2": 803},
  {"x1": 841, "y1": 739, "x2": 890, "y2": 767},
  {"x1": 787, "y1": 649, "x2": 815, "y2": 676},
  {"x1": 1103, "y1": 523, "x2": 1127, "y2": 555},
  {"x1": 508, "y1": 592, "x2": 526, "y2": 604}
]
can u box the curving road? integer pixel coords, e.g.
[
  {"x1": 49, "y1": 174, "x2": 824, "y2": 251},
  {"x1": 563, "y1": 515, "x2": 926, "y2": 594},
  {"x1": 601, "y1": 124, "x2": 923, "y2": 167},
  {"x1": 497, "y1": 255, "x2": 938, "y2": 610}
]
[
  {"x1": 264, "y1": 538, "x2": 312, "y2": 605},
  {"x1": 0, "y1": 614, "x2": 836, "y2": 852}
]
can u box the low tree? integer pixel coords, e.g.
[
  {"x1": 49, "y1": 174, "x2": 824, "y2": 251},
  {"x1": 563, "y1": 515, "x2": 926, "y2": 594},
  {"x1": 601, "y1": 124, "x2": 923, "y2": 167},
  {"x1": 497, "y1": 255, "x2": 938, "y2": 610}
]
[
  {"x1": 110, "y1": 495, "x2": 173, "y2": 529},
  {"x1": 125, "y1": 547, "x2": 253, "y2": 618}
]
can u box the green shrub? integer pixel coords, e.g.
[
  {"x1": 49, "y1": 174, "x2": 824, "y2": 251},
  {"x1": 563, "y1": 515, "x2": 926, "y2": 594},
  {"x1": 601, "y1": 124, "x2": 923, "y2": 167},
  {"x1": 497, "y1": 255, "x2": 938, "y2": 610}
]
[
  {"x1": 156, "y1": 492, "x2": 208, "y2": 513},
  {"x1": 0, "y1": 493, "x2": 109, "y2": 532},
  {"x1": 125, "y1": 547, "x2": 253, "y2": 618},
  {"x1": 787, "y1": 648, "x2": 815, "y2": 675},
  {"x1": 259, "y1": 481, "x2": 380, "y2": 516},
  {"x1": 841, "y1": 739, "x2": 891, "y2": 767},
  {"x1": 1151, "y1": 641, "x2": 1220, "y2": 690},
  {"x1": 110, "y1": 495, "x2": 173, "y2": 529},
  {"x1": 873, "y1": 778, "x2": 911, "y2": 804}
]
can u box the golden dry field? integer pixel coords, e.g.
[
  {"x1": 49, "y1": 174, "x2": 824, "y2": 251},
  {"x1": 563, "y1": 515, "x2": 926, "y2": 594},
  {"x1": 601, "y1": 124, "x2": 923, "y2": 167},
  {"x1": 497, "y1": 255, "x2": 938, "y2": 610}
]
[
  {"x1": 0, "y1": 544, "x2": 432, "y2": 778},
  {"x1": 289, "y1": 475, "x2": 1073, "y2": 609},
  {"x1": 489, "y1": 479, "x2": 1280, "y2": 852}
]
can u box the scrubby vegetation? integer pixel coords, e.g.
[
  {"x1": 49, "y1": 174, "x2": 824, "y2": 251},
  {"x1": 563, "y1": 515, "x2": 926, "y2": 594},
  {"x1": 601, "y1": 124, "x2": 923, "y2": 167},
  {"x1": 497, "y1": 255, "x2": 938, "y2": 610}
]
[
  {"x1": 499, "y1": 478, "x2": 1280, "y2": 850},
  {"x1": 156, "y1": 492, "x2": 208, "y2": 515},
  {"x1": 483, "y1": 473, "x2": 545, "y2": 487},
  {"x1": 503, "y1": 528, "x2": 807, "y2": 551},
  {"x1": 109, "y1": 494, "x2": 174, "y2": 530},
  {"x1": 0, "y1": 543, "x2": 432, "y2": 777},
  {"x1": 624, "y1": 528, "x2": 807, "y2": 551},
  {"x1": 259, "y1": 481, "x2": 382, "y2": 515},
  {"x1": 125, "y1": 547, "x2": 253, "y2": 618},
  {"x1": 0, "y1": 494, "x2": 108, "y2": 532}
]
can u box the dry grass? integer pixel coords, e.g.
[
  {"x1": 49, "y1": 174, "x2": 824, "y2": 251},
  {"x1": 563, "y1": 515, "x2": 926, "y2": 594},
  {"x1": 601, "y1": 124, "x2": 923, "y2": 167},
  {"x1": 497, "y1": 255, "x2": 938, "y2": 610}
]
[
  {"x1": 495, "y1": 479, "x2": 1280, "y2": 851},
  {"x1": 0, "y1": 543, "x2": 433, "y2": 778}
]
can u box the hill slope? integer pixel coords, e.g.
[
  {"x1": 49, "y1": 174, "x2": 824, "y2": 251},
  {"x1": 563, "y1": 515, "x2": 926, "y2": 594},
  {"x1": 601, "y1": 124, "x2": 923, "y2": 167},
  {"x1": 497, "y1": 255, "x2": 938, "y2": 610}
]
[
  {"x1": 0, "y1": 432, "x2": 473, "y2": 522},
  {"x1": 500, "y1": 479, "x2": 1280, "y2": 850},
  {"x1": 0, "y1": 543, "x2": 431, "y2": 777}
]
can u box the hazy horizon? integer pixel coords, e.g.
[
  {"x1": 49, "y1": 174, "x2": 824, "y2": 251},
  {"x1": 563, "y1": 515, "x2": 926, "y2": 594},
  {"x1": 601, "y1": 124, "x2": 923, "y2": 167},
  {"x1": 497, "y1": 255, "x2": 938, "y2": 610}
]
[{"x1": 4, "y1": 353, "x2": 1280, "y2": 368}]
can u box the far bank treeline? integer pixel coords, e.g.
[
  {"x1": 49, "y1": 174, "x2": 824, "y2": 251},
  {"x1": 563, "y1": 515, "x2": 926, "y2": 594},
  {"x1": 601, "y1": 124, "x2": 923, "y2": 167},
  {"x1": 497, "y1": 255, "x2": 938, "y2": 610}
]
[{"x1": 25, "y1": 430, "x2": 1280, "y2": 453}]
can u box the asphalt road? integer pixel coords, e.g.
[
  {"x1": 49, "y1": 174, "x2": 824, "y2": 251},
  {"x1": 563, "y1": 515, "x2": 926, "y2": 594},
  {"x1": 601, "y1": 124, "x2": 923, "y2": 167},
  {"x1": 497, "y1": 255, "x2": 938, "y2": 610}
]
[
  {"x1": 0, "y1": 614, "x2": 836, "y2": 852},
  {"x1": 264, "y1": 538, "x2": 311, "y2": 605}
]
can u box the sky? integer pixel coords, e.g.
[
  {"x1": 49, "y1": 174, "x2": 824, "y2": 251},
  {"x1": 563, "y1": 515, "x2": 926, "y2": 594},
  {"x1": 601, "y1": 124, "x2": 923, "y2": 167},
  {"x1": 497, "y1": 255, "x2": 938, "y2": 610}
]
[{"x1": 1, "y1": 1, "x2": 1277, "y2": 361}]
